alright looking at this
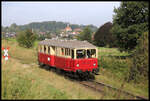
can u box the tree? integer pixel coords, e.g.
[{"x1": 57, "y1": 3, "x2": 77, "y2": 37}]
[
  {"x1": 9, "y1": 23, "x2": 18, "y2": 32},
  {"x1": 128, "y1": 32, "x2": 148, "y2": 83},
  {"x1": 111, "y1": 1, "x2": 149, "y2": 52},
  {"x1": 16, "y1": 29, "x2": 37, "y2": 48},
  {"x1": 45, "y1": 32, "x2": 52, "y2": 39},
  {"x1": 77, "y1": 26, "x2": 92, "y2": 43},
  {"x1": 37, "y1": 35, "x2": 45, "y2": 41},
  {"x1": 94, "y1": 22, "x2": 116, "y2": 47}
]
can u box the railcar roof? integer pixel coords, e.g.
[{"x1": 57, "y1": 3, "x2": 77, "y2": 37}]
[{"x1": 38, "y1": 39, "x2": 97, "y2": 49}]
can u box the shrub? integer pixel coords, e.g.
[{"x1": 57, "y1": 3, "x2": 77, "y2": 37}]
[
  {"x1": 94, "y1": 22, "x2": 116, "y2": 47},
  {"x1": 128, "y1": 32, "x2": 149, "y2": 83},
  {"x1": 99, "y1": 56, "x2": 130, "y2": 78},
  {"x1": 16, "y1": 29, "x2": 37, "y2": 48}
]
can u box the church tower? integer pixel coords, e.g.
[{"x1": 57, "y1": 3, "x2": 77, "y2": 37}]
[{"x1": 65, "y1": 24, "x2": 72, "y2": 32}]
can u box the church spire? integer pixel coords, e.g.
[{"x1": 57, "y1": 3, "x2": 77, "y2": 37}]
[{"x1": 67, "y1": 24, "x2": 69, "y2": 27}]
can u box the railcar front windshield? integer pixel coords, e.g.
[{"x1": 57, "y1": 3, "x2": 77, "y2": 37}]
[{"x1": 76, "y1": 49, "x2": 96, "y2": 59}]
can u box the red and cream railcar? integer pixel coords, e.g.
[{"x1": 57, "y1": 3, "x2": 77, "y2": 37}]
[{"x1": 38, "y1": 39, "x2": 99, "y2": 74}]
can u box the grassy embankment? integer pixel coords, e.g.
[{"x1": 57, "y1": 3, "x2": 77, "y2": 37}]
[
  {"x1": 2, "y1": 38, "x2": 102, "y2": 99},
  {"x1": 96, "y1": 47, "x2": 148, "y2": 98},
  {"x1": 2, "y1": 38, "x2": 148, "y2": 99}
]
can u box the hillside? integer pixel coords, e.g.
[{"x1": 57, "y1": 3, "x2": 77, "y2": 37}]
[{"x1": 2, "y1": 21, "x2": 98, "y2": 33}]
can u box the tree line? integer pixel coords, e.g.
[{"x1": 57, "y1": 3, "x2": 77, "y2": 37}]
[{"x1": 2, "y1": 21, "x2": 98, "y2": 33}]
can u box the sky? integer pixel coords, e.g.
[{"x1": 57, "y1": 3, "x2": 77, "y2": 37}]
[{"x1": 2, "y1": 2, "x2": 120, "y2": 28}]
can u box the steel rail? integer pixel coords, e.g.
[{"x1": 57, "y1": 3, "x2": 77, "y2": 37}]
[{"x1": 79, "y1": 80, "x2": 148, "y2": 100}]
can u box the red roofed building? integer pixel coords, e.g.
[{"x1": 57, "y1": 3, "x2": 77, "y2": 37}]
[
  {"x1": 74, "y1": 28, "x2": 82, "y2": 32},
  {"x1": 65, "y1": 24, "x2": 72, "y2": 32}
]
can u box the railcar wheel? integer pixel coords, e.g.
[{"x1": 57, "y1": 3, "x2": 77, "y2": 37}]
[
  {"x1": 38, "y1": 61, "x2": 44, "y2": 67},
  {"x1": 88, "y1": 72, "x2": 95, "y2": 80}
]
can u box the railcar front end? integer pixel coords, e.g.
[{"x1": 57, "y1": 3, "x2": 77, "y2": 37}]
[{"x1": 71, "y1": 48, "x2": 99, "y2": 75}]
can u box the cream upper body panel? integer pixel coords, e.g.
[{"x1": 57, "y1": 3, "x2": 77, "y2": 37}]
[{"x1": 38, "y1": 39, "x2": 98, "y2": 59}]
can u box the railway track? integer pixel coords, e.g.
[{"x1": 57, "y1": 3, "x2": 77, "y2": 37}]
[{"x1": 79, "y1": 80, "x2": 148, "y2": 100}]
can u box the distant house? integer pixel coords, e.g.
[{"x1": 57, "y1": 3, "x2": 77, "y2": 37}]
[
  {"x1": 39, "y1": 32, "x2": 46, "y2": 35},
  {"x1": 65, "y1": 24, "x2": 72, "y2": 32},
  {"x1": 74, "y1": 28, "x2": 82, "y2": 32},
  {"x1": 51, "y1": 34, "x2": 57, "y2": 38},
  {"x1": 71, "y1": 28, "x2": 82, "y2": 35},
  {"x1": 59, "y1": 25, "x2": 82, "y2": 38},
  {"x1": 4, "y1": 32, "x2": 16, "y2": 38},
  {"x1": 71, "y1": 31, "x2": 79, "y2": 35}
]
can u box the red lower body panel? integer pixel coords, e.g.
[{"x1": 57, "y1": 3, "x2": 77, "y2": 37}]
[{"x1": 38, "y1": 52, "x2": 98, "y2": 72}]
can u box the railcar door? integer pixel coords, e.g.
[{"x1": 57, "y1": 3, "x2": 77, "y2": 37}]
[
  {"x1": 70, "y1": 49, "x2": 75, "y2": 69},
  {"x1": 64, "y1": 48, "x2": 72, "y2": 69},
  {"x1": 50, "y1": 46, "x2": 55, "y2": 66}
]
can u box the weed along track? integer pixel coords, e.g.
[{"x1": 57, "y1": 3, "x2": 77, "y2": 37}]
[{"x1": 79, "y1": 80, "x2": 148, "y2": 100}]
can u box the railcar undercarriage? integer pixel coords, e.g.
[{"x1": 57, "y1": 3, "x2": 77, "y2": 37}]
[{"x1": 38, "y1": 63, "x2": 98, "y2": 81}]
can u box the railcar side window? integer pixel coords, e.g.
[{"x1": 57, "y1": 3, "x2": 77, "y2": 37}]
[
  {"x1": 65, "y1": 48, "x2": 70, "y2": 56},
  {"x1": 65, "y1": 48, "x2": 67, "y2": 55},
  {"x1": 40, "y1": 45, "x2": 42, "y2": 52},
  {"x1": 53, "y1": 46, "x2": 55, "y2": 51},
  {"x1": 87, "y1": 49, "x2": 96, "y2": 58},
  {"x1": 48, "y1": 46, "x2": 50, "y2": 54},
  {"x1": 71, "y1": 50, "x2": 74, "y2": 59},
  {"x1": 87, "y1": 50, "x2": 91, "y2": 58},
  {"x1": 68, "y1": 49, "x2": 70, "y2": 55},
  {"x1": 91, "y1": 49, "x2": 96, "y2": 58},
  {"x1": 76, "y1": 50, "x2": 86, "y2": 59},
  {"x1": 41, "y1": 45, "x2": 43, "y2": 52},
  {"x1": 66, "y1": 48, "x2": 68, "y2": 55},
  {"x1": 61, "y1": 48, "x2": 64, "y2": 55},
  {"x1": 44, "y1": 45, "x2": 46, "y2": 53}
]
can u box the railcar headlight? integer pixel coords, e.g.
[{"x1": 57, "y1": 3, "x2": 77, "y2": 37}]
[
  {"x1": 48, "y1": 57, "x2": 50, "y2": 61},
  {"x1": 76, "y1": 64, "x2": 79, "y2": 67},
  {"x1": 93, "y1": 63, "x2": 96, "y2": 66}
]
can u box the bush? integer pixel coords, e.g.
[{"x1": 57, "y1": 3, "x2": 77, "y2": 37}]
[
  {"x1": 16, "y1": 29, "x2": 37, "y2": 48},
  {"x1": 77, "y1": 26, "x2": 92, "y2": 43},
  {"x1": 99, "y1": 56, "x2": 130, "y2": 78},
  {"x1": 94, "y1": 22, "x2": 116, "y2": 47},
  {"x1": 128, "y1": 32, "x2": 149, "y2": 83}
]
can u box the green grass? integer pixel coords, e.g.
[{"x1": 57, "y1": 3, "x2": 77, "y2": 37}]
[
  {"x1": 2, "y1": 39, "x2": 38, "y2": 64},
  {"x1": 2, "y1": 64, "x2": 69, "y2": 99},
  {"x1": 98, "y1": 47, "x2": 130, "y2": 57},
  {"x1": 98, "y1": 56, "x2": 129, "y2": 78},
  {"x1": 6, "y1": 38, "x2": 17, "y2": 42},
  {"x1": 2, "y1": 70, "x2": 69, "y2": 99}
]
